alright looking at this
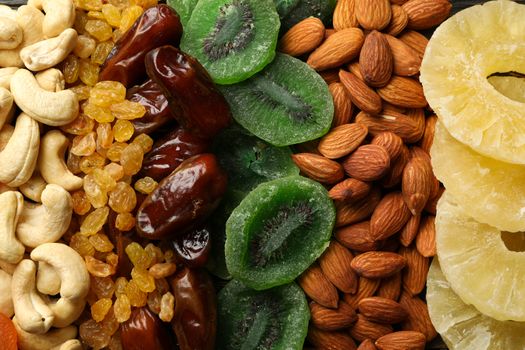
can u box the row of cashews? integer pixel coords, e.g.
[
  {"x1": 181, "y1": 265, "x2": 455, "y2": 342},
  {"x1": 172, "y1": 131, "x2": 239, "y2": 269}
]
[{"x1": 0, "y1": 2, "x2": 89, "y2": 350}]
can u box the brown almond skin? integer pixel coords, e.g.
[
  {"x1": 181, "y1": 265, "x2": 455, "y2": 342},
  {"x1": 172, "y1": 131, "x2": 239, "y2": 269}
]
[
  {"x1": 369, "y1": 192, "x2": 412, "y2": 241},
  {"x1": 419, "y1": 114, "x2": 437, "y2": 153},
  {"x1": 333, "y1": 0, "x2": 359, "y2": 30},
  {"x1": 344, "y1": 277, "x2": 381, "y2": 309},
  {"x1": 343, "y1": 144, "x2": 390, "y2": 182},
  {"x1": 375, "y1": 331, "x2": 426, "y2": 350},
  {"x1": 310, "y1": 301, "x2": 358, "y2": 331},
  {"x1": 291, "y1": 153, "x2": 344, "y2": 184},
  {"x1": 402, "y1": 0, "x2": 452, "y2": 30},
  {"x1": 329, "y1": 83, "x2": 354, "y2": 127},
  {"x1": 335, "y1": 187, "x2": 382, "y2": 227},
  {"x1": 402, "y1": 151, "x2": 433, "y2": 215},
  {"x1": 335, "y1": 221, "x2": 380, "y2": 252},
  {"x1": 400, "y1": 214, "x2": 421, "y2": 247},
  {"x1": 307, "y1": 28, "x2": 365, "y2": 71},
  {"x1": 400, "y1": 246, "x2": 429, "y2": 296},
  {"x1": 381, "y1": 145, "x2": 409, "y2": 189},
  {"x1": 358, "y1": 339, "x2": 378, "y2": 350},
  {"x1": 377, "y1": 76, "x2": 427, "y2": 108},
  {"x1": 386, "y1": 5, "x2": 409, "y2": 36},
  {"x1": 350, "y1": 314, "x2": 393, "y2": 342},
  {"x1": 329, "y1": 178, "x2": 372, "y2": 204},
  {"x1": 356, "y1": 111, "x2": 425, "y2": 144},
  {"x1": 400, "y1": 292, "x2": 437, "y2": 341},
  {"x1": 351, "y1": 251, "x2": 406, "y2": 279},
  {"x1": 416, "y1": 215, "x2": 436, "y2": 257},
  {"x1": 318, "y1": 123, "x2": 368, "y2": 159},
  {"x1": 399, "y1": 30, "x2": 428, "y2": 58},
  {"x1": 359, "y1": 31, "x2": 393, "y2": 87},
  {"x1": 339, "y1": 70, "x2": 383, "y2": 115},
  {"x1": 307, "y1": 327, "x2": 357, "y2": 350},
  {"x1": 358, "y1": 297, "x2": 408, "y2": 324},
  {"x1": 278, "y1": 17, "x2": 325, "y2": 57},
  {"x1": 298, "y1": 264, "x2": 339, "y2": 309},
  {"x1": 377, "y1": 272, "x2": 402, "y2": 301},
  {"x1": 371, "y1": 132, "x2": 404, "y2": 161},
  {"x1": 319, "y1": 241, "x2": 359, "y2": 293},
  {"x1": 355, "y1": 0, "x2": 392, "y2": 30},
  {"x1": 384, "y1": 35, "x2": 421, "y2": 77}
]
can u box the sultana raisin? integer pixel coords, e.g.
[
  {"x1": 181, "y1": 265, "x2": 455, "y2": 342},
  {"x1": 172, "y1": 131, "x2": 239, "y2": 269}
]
[
  {"x1": 87, "y1": 10, "x2": 105, "y2": 19},
  {"x1": 148, "y1": 262, "x2": 176, "y2": 279},
  {"x1": 70, "y1": 232, "x2": 96, "y2": 256},
  {"x1": 113, "y1": 120, "x2": 134, "y2": 142},
  {"x1": 84, "y1": 103, "x2": 114, "y2": 123},
  {"x1": 110, "y1": 100, "x2": 146, "y2": 120},
  {"x1": 144, "y1": 243, "x2": 163, "y2": 265},
  {"x1": 108, "y1": 331, "x2": 123, "y2": 350},
  {"x1": 76, "y1": 0, "x2": 104, "y2": 11},
  {"x1": 125, "y1": 279, "x2": 147, "y2": 307},
  {"x1": 102, "y1": 309, "x2": 120, "y2": 336},
  {"x1": 79, "y1": 59, "x2": 100, "y2": 86},
  {"x1": 104, "y1": 163, "x2": 124, "y2": 181},
  {"x1": 119, "y1": 5, "x2": 143, "y2": 32},
  {"x1": 70, "y1": 85, "x2": 92, "y2": 101},
  {"x1": 109, "y1": 181, "x2": 136, "y2": 213},
  {"x1": 114, "y1": 277, "x2": 128, "y2": 297},
  {"x1": 120, "y1": 143, "x2": 143, "y2": 175},
  {"x1": 102, "y1": 4, "x2": 122, "y2": 27},
  {"x1": 80, "y1": 206, "x2": 110, "y2": 235},
  {"x1": 114, "y1": 294, "x2": 132, "y2": 323},
  {"x1": 125, "y1": 242, "x2": 152, "y2": 268},
  {"x1": 79, "y1": 319, "x2": 111, "y2": 349},
  {"x1": 80, "y1": 153, "x2": 107, "y2": 174},
  {"x1": 147, "y1": 289, "x2": 161, "y2": 314},
  {"x1": 85, "y1": 255, "x2": 116, "y2": 277},
  {"x1": 97, "y1": 123, "x2": 114, "y2": 149},
  {"x1": 72, "y1": 190, "x2": 92, "y2": 215},
  {"x1": 115, "y1": 212, "x2": 136, "y2": 231},
  {"x1": 91, "y1": 276, "x2": 116, "y2": 299},
  {"x1": 61, "y1": 114, "x2": 95, "y2": 136},
  {"x1": 134, "y1": 176, "x2": 157, "y2": 194},
  {"x1": 74, "y1": 35, "x2": 97, "y2": 59},
  {"x1": 131, "y1": 267, "x2": 156, "y2": 293},
  {"x1": 92, "y1": 41, "x2": 115, "y2": 65},
  {"x1": 91, "y1": 298, "x2": 113, "y2": 322},
  {"x1": 90, "y1": 81, "x2": 126, "y2": 108},
  {"x1": 71, "y1": 131, "x2": 97, "y2": 156},
  {"x1": 62, "y1": 55, "x2": 79, "y2": 84},
  {"x1": 107, "y1": 142, "x2": 127, "y2": 162},
  {"x1": 158, "y1": 292, "x2": 174, "y2": 322},
  {"x1": 89, "y1": 233, "x2": 115, "y2": 252},
  {"x1": 132, "y1": 134, "x2": 153, "y2": 153},
  {"x1": 92, "y1": 168, "x2": 117, "y2": 192},
  {"x1": 84, "y1": 173, "x2": 108, "y2": 208},
  {"x1": 85, "y1": 19, "x2": 113, "y2": 42}
]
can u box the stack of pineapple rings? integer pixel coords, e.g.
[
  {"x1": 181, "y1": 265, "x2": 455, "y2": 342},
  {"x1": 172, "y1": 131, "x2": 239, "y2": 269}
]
[{"x1": 420, "y1": 0, "x2": 525, "y2": 348}]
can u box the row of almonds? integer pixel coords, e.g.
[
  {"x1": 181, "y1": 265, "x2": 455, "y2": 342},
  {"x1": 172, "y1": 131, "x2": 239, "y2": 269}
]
[{"x1": 278, "y1": 0, "x2": 452, "y2": 349}]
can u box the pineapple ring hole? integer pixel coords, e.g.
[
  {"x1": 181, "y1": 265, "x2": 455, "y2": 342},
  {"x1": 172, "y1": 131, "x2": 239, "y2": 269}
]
[
  {"x1": 487, "y1": 72, "x2": 525, "y2": 103},
  {"x1": 501, "y1": 231, "x2": 525, "y2": 252}
]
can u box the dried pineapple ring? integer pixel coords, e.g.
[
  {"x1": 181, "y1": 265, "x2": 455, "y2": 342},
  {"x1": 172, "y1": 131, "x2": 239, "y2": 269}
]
[
  {"x1": 420, "y1": 0, "x2": 525, "y2": 164},
  {"x1": 427, "y1": 259, "x2": 525, "y2": 350},
  {"x1": 436, "y1": 191, "x2": 525, "y2": 322},
  {"x1": 431, "y1": 121, "x2": 525, "y2": 232}
]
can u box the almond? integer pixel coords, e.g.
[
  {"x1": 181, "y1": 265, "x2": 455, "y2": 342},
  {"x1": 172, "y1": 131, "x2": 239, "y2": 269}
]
[
  {"x1": 377, "y1": 272, "x2": 402, "y2": 301},
  {"x1": 381, "y1": 145, "x2": 409, "y2": 188},
  {"x1": 419, "y1": 114, "x2": 437, "y2": 153},
  {"x1": 384, "y1": 35, "x2": 421, "y2": 77},
  {"x1": 291, "y1": 153, "x2": 344, "y2": 184},
  {"x1": 375, "y1": 331, "x2": 426, "y2": 350},
  {"x1": 377, "y1": 76, "x2": 427, "y2": 108},
  {"x1": 325, "y1": 28, "x2": 336, "y2": 39},
  {"x1": 329, "y1": 178, "x2": 372, "y2": 203},
  {"x1": 350, "y1": 251, "x2": 406, "y2": 279},
  {"x1": 402, "y1": 0, "x2": 452, "y2": 30},
  {"x1": 298, "y1": 264, "x2": 339, "y2": 309},
  {"x1": 336, "y1": 187, "x2": 382, "y2": 227},
  {"x1": 344, "y1": 277, "x2": 381, "y2": 308},
  {"x1": 335, "y1": 221, "x2": 380, "y2": 252},
  {"x1": 415, "y1": 215, "x2": 436, "y2": 257},
  {"x1": 307, "y1": 28, "x2": 364, "y2": 71},
  {"x1": 399, "y1": 292, "x2": 437, "y2": 341},
  {"x1": 370, "y1": 192, "x2": 412, "y2": 241},
  {"x1": 310, "y1": 301, "x2": 358, "y2": 331},
  {"x1": 329, "y1": 82, "x2": 354, "y2": 127},
  {"x1": 320, "y1": 69, "x2": 340, "y2": 85},
  {"x1": 339, "y1": 70, "x2": 383, "y2": 115},
  {"x1": 355, "y1": 0, "x2": 392, "y2": 30},
  {"x1": 391, "y1": 0, "x2": 409, "y2": 4},
  {"x1": 371, "y1": 132, "x2": 404, "y2": 160},
  {"x1": 386, "y1": 5, "x2": 409, "y2": 36},
  {"x1": 333, "y1": 0, "x2": 359, "y2": 30},
  {"x1": 399, "y1": 246, "x2": 429, "y2": 296},
  {"x1": 398, "y1": 30, "x2": 428, "y2": 58},
  {"x1": 308, "y1": 327, "x2": 358, "y2": 350},
  {"x1": 355, "y1": 111, "x2": 424, "y2": 143},
  {"x1": 318, "y1": 123, "x2": 368, "y2": 159},
  {"x1": 399, "y1": 214, "x2": 421, "y2": 247},
  {"x1": 278, "y1": 17, "x2": 325, "y2": 57},
  {"x1": 342, "y1": 144, "x2": 390, "y2": 182},
  {"x1": 357, "y1": 339, "x2": 378, "y2": 350},
  {"x1": 359, "y1": 31, "x2": 393, "y2": 88},
  {"x1": 350, "y1": 314, "x2": 393, "y2": 342},
  {"x1": 348, "y1": 61, "x2": 364, "y2": 80},
  {"x1": 319, "y1": 241, "x2": 359, "y2": 293},
  {"x1": 402, "y1": 150, "x2": 433, "y2": 215},
  {"x1": 358, "y1": 297, "x2": 408, "y2": 324},
  {"x1": 383, "y1": 102, "x2": 407, "y2": 115},
  {"x1": 424, "y1": 186, "x2": 443, "y2": 215}
]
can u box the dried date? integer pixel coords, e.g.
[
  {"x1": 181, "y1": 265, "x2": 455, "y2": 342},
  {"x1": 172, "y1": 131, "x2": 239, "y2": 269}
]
[
  {"x1": 121, "y1": 307, "x2": 178, "y2": 350},
  {"x1": 172, "y1": 225, "x2": 211, "y2": 268}
]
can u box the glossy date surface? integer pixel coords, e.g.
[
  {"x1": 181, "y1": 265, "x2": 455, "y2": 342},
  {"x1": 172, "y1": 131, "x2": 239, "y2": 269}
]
[
  {"x1": 121, "y1": 307, "x2": 177, "y2": 350},
  {"x1": 136, "y1": 154, "x2": 227, "y2": 240},
  {"x1": 145, "y1": 45, "x2": 231, "y2": 140},
  {"x1": 172, "y1": 225, "x2": 211, "y2": 268},
  {"x1": 99, "y1": 5, "x2": 183, "y2": 87}
]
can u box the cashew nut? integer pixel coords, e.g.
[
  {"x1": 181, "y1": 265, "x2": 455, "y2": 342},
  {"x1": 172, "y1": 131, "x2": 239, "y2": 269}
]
[
  {"x1": 42, "y1": 0, "x2": 75, "y2": 38},
  {"x1": 30, "y1": 243, "x2": 90, "y2": 327},
  {"x1": 0, "y1": 258, "x2": 17, "y2": 274},
  {"x1": 20, "y1": 28, "x2": 78, "y2": 72},
  {"x1": 13, "y1": 317, "x2": 77, "y2": 350},
  {"x1": 17, "y1": 184, "x2": 73, "y2": 248},
  {"x1": 51, "y1": 339, "x2": 82, "y2": 350},
  {"x1": 0, "y1": 123, "x2": 14, "y2": 151},
  {"x1": 0, "y1": 17, "x2": 23, "y2": 49},
  {"x1": 0, "y1": 5, "x2": 17, "y2": 20},
  {"x1": 0, "y1": 86, "x2": 13, "y2": 130},
  {"x1": 36, "y1": 262, "x2": 61, "y2": 296},
  {"x1": 0, "y1": 67, "x2": 18, "y2": 89},
  {"x1": 10, "y1": 69, "x2": 79, "y2": 126},
  {"x1": 0, "y1": 6, "x2": 44, "y2": 68},
  {"x1": 73, "y1": 34, "x2": 96, "y2": 59},
  {"x1": 12, "y1": 259, "x2": 55, "y2": 334},
  {"x1": 0, "y1": 268, "x2": 13, "y2": 317},
  {"x1": 0, "y1": 191, "x2": 25, "y2": 264},
  {"x1": 38, "y1": 130, "x2": 83, "y2": 191},
  {"x1": 35, "y1": 68, "x2": 65, "y2": 92},
  {"x1": 20, "y1": 172, "x2": 47, "y2": 202},
  {"x1": 0, "y1": 113, "x2": 40, "y2": 186}
]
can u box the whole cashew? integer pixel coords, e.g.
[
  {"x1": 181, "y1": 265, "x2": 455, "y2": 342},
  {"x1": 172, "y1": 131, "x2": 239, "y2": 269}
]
[
  {"x1": 20, "y1": 172, "x2": 47, "y2": 202},
  {"x1": 10, "y1": 69, "x2": 79, "y2": 126},
  {"x1": 0, "y1": 191, "x2": 25, "y2": 264},
  {"x1": 0, "y1": 67, "x2": 18, "y2": 89},
  {"x1": 0, "y1": 17, "x2": 23, "y2": 49},
  {"x1": 50, "y1": 339, "x2": 82, "y2": 350},
  {"x1": 0, "y1": 123, "x2": 14, "y2": 151},
  {"x1": 35, "y1": 68, "x2": 65, "y2": 92},
  {"x1": 0, "y1": 86, "x2": 13, "y2": 130},
  {"x1": 17, "y1": 184, "x2": 73, "y2": 248},
  {"x1": 20, "y1": 28, "x2": 78, "y2": 72},
  {"x1": 0, "y1": 268, "x2": 14, "y2": 317},
  {"x1": 0, "y1": 113, "x2": 40, "y2": 186},
  {"x1": 30, "y1": 243, "x2": 90, "y2": 327},
  {"x1": 0, "y1": 6, "x2": 44, "y2": 68},
  {"x1": 38, "y1": 130, "x2": 83, "y2": 191},
  {"x1": 0, "y1": 5, "x2": 17, "y2": 20},
  {"x1": 36, "y1": 262, "x2": 61, "y2": 296},
  {"x1": 42, "y1": 0, "x2": 75, "y2": 38},
  {"x1": 12, "y1": 259, "x2": 55, "y2": 334},
  {"x1": 0, "y1": 258, "x2": 17, "y2": 274},
  {"x1": 27, "y1": 0, "x2": 43, "y2": 9},
  {"x1": 13, "y1": 317, "x2": 77, "y2": 350}
]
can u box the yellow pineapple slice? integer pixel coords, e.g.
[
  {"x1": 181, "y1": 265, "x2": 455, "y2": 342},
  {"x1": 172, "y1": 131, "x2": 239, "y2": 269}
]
[
  {"x1": 427, "y1": 259, "x2": 525, "y2": 350},
  {"x1": 420, "y1": 0, "x2": 525, "y2": 164},
  {"x1": 488, "y1": 76, "x2": 525, "y2": 103},
  {"x1": 436, "y1": 191, "x2": 525, "y2": 321},
  {"x1": 431, "y1": 121, "x2": 525, "y2": 232}
]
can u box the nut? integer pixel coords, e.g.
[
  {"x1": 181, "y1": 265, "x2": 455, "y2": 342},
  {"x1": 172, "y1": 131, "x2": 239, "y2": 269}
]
[
  {"x1": 415, "y1": 215, "x2": 436, "y2": 257},
  {"x1": 377, "y1": 76, "x2": 427, "y2": 108},
  {"x1": 344, "y1": 277, "x2": 381, "y2": 309},
  {"x1": 400, "y1": 245, "x2": 429, "y2": 296},
  {"x1": 0, "y1": 191, "x2": 25, "y2": 264},
  {"x1": 371, "y1": 132, "x2": 404, "y2": 160},
  {"x1": 335, "y1": 187, "x2": 382, "y2": 227},
  {"x1": 370, "y1": 191, "x2": 412, "y2": 241},
  {"x1": 319, "y1": 240, "x2": 358, "y2": 293},
  {"x1": 19, "y1": 172, "x2": 47, "y2": 202},
  {"x1": 51, "y1": 339, "x2": 82, "y2": 350},
  {"x1": 342, "y1": 144, "x2": 391, "y2": 182},
  {"x1": 350, "y1": 251, "x2": 406, "y2": 278},
  {"x1": 0, "y1": 268, "x2": 13, "y2": 317},
  {"x1": 307, "y1": 327, "x2": 358, "y2": 349},
  {"x1": 402, "y1": 148, "x2": 433, "y2": 215},
  {"x1": 13, "y1": 317, "x2": 77, "y2": 350},
  {"x1": 354, "y1": 0, "x2": 392, "y2": 30},
  {"x1": 350, "y1": 314, "x2": 393, "y2": 342},
  {"x1": 36, "y1": 261, "x2": 61, "y2": 296},
  {"x1": 329, "y1": 178, "x2": 371, "y2": 203},
  {"x1": 333, "y1": 0, "x2": 358, "y2": 30},
  {"x1": 399, "y1": 292, "x2": 437, "y2": 341},
  {"x1": 41, "y1": 0, "x2": 76, "y2": 38},
  {"x1": 375, "y1": 330, "x2": 426, "y2": 350},
  {"x1": 10, "y1": 69, "x2": 79, "y2": 126},
  {"x1": 386, "y1": 5, "x2": 409, "y2": 36},
  {"x1": 291, "y1": 153, "x2": 344, "y2": 184},
  {"x1": 377, "y1": 272, "x2": 402, "y2": 301},
  {"x1": 0, "y1": 17, "x2": 23, "y2": 49},
  {"x1": 307, "y1": 28, "x2": 364, "y2": 71},
  {"x1": 0, "y1": 86, "x2": 13, "y2": 130},
  {"x1": 400, "y1": 213, "x2": 421, "y2": 247},
  {"x1": 35, "y1": 68, "x2": 65, "y2": 92},
  {"x1": 298, "y1": 263, "x2": 339, "y2": 309},
  {"x1": 335, "y1": 221, "x2": 380, "y2": 252},
  {"x1": 398, "y1": 30, "x2": 428, "y2": 58},
  {"x1": 358, "y1": 296, "x2": 408, "y2": 324},
  {"x1": 310, "y1": 301, "x2": 357, "y2": 331},
  {"x1": 278, "y1": 17, "x2": 325, "y2": 57},
  {"x1": 402, "y1": 0, "x2": 452, "y2": 30},
  {"x1": 339, "y1": 69, "x2": 383, "y2": 115},
  {"x1": 0, "y1": 66, "x2": 18, "y2": 89},
  {"x1": 355, "y1": 110, "x2": 425, "y2": 143},
  {"x1": 359, "y1": 30, "x2": 393, "y2": 87},
  {"x1": 384, "y1": 34, "x2": 421, "y2": 77},
  {"x1": 318, "y1": 122, "x2": 368, "y2": 159},
  {"x1": 329, "y1": 82, "x2": 354, "y2": 127}
]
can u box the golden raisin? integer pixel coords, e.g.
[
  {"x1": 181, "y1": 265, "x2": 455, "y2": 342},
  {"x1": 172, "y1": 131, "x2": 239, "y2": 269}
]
[
  {"x1": 134, "y1": 177, "x2": 157, "y2": 194},
  {"x1": 70, "y1": 85, "x2": 92, "y2": 101},
  {"x1": 104, "y1": 163, "x2": 124, "y2": 181},
  {"x1": 144, "y1": 243, "x2": 163, "y2": 265},
  {"x1": 97, "y1": 123, "x2": 114, "y2": 149},
  {"x1": 91, "y1": 276, "x2": 115, "y2": 299},
  {"x1": 75, "y1": 35, "x2": 97, "y2": 58},
  {"x1": 72, "y1": 190, "x2": 92, "y2": 215},
  {"x1": 120, "y1": 5, "x2": 143, "y2": 32},
  {"x1": 115, "y1": 212, "x2": 135, "y2": 231},
  {"x1": 80, "y1": 153, "x2": 107, "y2": 174},
  {"x1": 84, "y1": 103, "x2": 114, "y2": 123},
  {"x1": 89, "y1": 233, "x2": 115, "y2": 252},
  {"x1": 113, "y1": 120, "x2": 134, "y2": 142},
  {"x1": 70, "y1": 233, "x2": 95, "y2": 257},
  {"x1": 74, "y1": 9, "x2": 89, "y2": 33},
  {"x1": 110, "y1": 100, "x2": 146, "y2": 120},
  {"x1": 85, "y1": 255, "x2": 116, "y2": 277},
  {"x1": 84, "y1": 173, "x2": 108, "y2": 208},
  {"x1": 125, "y1": 242, "x2": 152, "y2": 268},
  {"x1": 147, "y1": 290, "x2": 161, "y2": 314},
  {"x1": 132, "y1": 134, "x2": 153, "y2": 153},
  {"x1": 80, "y1": 206, "x2": 110, "y2": 235},
  {"x1": 159, "y1": 292, "x2": 175, "y2": 322},
  {"x1": 102, "y1": 4, "x2": 122, "y2": 27},
  {"x1": 92, "y1": 168, "x2": 117, "y2": 192},
  {"x1": 114, "y1": 277, "x2": 128, "y2": 297},
  {"x1": 91, "y1": 298, "x2": 112, "y2": 322},
  {"x1": 131, "y1": 267, "x2": 156, "y2": 293},
  {"x1": 71, "y1": 132, "x2": 97, "y2": 156},
  {"x1": 67, "y1": 150, "x2": 82, "y2": 174},
  {"x1": 108, "y1": 182, "x2": 136, "y2": 213},
  {"x1": 79, "y1": 59, "x2": 100, "y2": 86},
  {"x1": 62, "y1": 55, "x2": 79, "y2": 84},
  {"x1": 90, "y1": 81, "x2": 126, "y2": 108},
  {"x1": 87, "y1": 10, "x2": 105, "y2": 19},
  {"x1": 76, "y1": 0, "x2": 103, "y2": 11},
  {"x1": 124, "y1": 279, "x2": 147, "y2": 307},
  {"x1": 85, "y1": 19, "x2": 113, "y2": 41},
  {"x1": 114, "y1": 295, "x2": 131, "y2": 323},
  {"x1": 120, "y1": 143, "x2": 143, "y2": 175},
  {"x1": 61, "y1": 114, "x2": 95, "y2": 136},
  {"x1": 107, "y1": 142, "x2": 127, "y2": 162},
  {"x1": 149, "y1": 263, "x2": 176, "y2": 279}
]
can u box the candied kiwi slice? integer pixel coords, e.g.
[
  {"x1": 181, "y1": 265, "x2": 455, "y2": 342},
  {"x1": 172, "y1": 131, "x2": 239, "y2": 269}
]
[
  {"x1": 280, "y1": 0, "x2": 337, "y2": 33},
  {"x1": 166, "y1": 0, "x2": 199, "y2": 27},
  {"x1": 225, "y1": 176, "x2": 335, "y2": 290},
  {"x1": 217, "y1": 279, "x2": 310, "y2": 350},
  {"x1": 273, "y1": 0, "x2": 301, "y2": 19},
  {"x1": 212, "y1": 125, "x2": 299, "y2": 193},
  {"x1": 219, "y1": 53, "x2": 334, "y2": 146},
  {"x1": 180, "y1": 0, "x2": 280, "y2": 85}
]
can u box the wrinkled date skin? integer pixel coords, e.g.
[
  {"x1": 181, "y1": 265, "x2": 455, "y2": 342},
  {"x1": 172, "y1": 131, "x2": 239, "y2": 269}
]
[
  {"x1": 169, "y1": 268, "x2": 216, "y2": 350},
  {"x1": 121, "y1": 307, "x2": 178, "y2": 350},
  {"x1": 172, "y1": 225, "x2": 211, "y2": 268},
  {"x1": 136, "y1": 154, "x2": 227, "y2": 240},
  {"x1": 139, "y1": 126, "x2": 210, "y2": 182},
  {"x1": 128, "y1": 79, "x2": 174, "y2": 135},
  {"x1": 99, "y1": 5, "x2": 183, "y2": 87},
  {"x1": 145, "y1": 45, "x2": 232, "y2": 140}
]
